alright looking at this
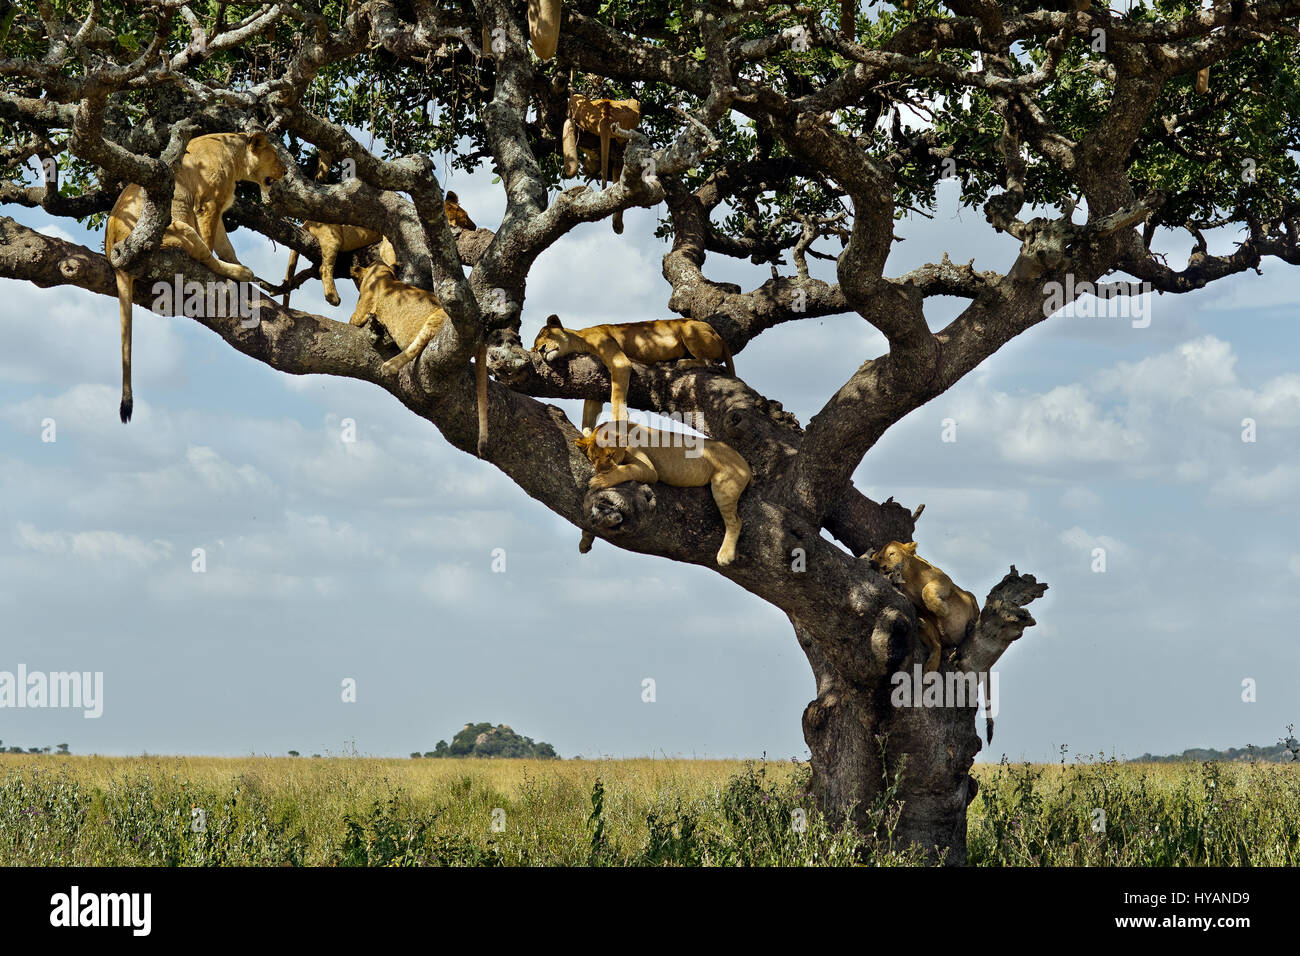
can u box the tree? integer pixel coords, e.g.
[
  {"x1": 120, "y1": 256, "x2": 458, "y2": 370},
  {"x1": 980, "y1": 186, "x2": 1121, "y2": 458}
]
[
  {"x1": 2, "y1": 0, "x2": 1298, "y2": 864},
  {"x1": 56, "y1": 743, "x2": 70, "y2": 754},
  {"x1": 431, "y1": 722, "x2": 558, "y2": 758}
]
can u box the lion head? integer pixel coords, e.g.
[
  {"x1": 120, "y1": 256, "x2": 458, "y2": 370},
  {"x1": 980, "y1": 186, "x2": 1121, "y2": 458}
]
[
  {"x1": 533, "y1": 314, "x2": 580, "y2": 363},
  {"x1": 868, "y1": 540, "x2": 918, "y2": 575},
  {"x1": 574, "y1": 423, "x2": 629, "y2": 472},
  {"x1": 245, "y1": 131, "x2": 287, "y2": 202}
]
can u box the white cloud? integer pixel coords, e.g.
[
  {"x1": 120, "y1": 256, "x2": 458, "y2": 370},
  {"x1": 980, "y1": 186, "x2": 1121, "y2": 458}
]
[
  {"x1": 37, "y1": 223, "x2": 76, "y2": 243},
  {"x1": 13, "y1": 521, "x2": 172, "y2": 565},
  {"x1": 1209, "y1": 464, "x2": 1300, "y2": 505}
]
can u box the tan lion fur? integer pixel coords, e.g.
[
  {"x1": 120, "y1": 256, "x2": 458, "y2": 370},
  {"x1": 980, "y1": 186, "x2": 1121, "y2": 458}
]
[
  {"x1": 868, "y1": 540, "x2": 979, "y2": 672},
  {"x1": 105, "y1": 131, "x2": 286, "y2": 422},
  {"x1": 534, "y1": 315, "x2": 734, "y2": 431},
  {"x1": 527, "y1": 0, "x2": 561, "y2": 60},
  {"x1": 348, "y1": 262, "x2": 488, "y2": 457},
  {"x1": 562, "y1": 95, "x2": 641, "y2": 233},
  {"x1": 575, "y1": 420, "x2": 751, "y2": 566},
  {"x1": 282, "y1": 192, "x2": 474, "y2": 309}
]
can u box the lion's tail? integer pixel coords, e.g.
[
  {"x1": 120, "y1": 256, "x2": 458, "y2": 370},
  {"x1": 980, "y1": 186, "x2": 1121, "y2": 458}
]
[
  {"x1": 719, "y1": 336, "x2": 735, "y2": 376},
  {"x1": 598, "y1": 103, "x2": 612, "y2": 189},
  {"x1": 282, "y1": 247, "x2": 299, "y2": 309},
  {"x1": 981, "y1": 668, "x2": 994, "y2": 743},
  {"x1": 475, "y1": 341, "x2": 489, "y2": 458},
  {"x1": 116, "y1": 268, "x2": 134, "y2": 423}
]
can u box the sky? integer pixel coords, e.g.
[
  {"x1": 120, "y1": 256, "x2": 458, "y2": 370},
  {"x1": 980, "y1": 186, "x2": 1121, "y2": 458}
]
[{"x1": 1, "y1": 157, "x2": 1297, "y2": 764}]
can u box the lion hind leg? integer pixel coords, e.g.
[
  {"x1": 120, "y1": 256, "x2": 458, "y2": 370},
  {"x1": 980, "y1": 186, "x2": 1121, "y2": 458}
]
[
  {"x1": 710, "y1": 471, "x2": 746, "y2": 566},
  {"x1": 164, "y1": 222, "x2": 253, "y2": 281},
  {"x1": 318, "y1": 232, "x2": 342, "y2": 306},
  {"x1": 282, "y1": 248, "x2": 299, "y2": 309},
  {"x1": 918, "y1": 617, "x2": 943, "y2": 673},
  {"x1": 382, "y1": 317, "x2": 437, "y2": 374}
]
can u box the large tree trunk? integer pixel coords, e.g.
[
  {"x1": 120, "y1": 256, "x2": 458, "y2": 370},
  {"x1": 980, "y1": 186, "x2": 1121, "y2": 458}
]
[{"x1": 798, "y1": 568, "x2": 1048, "y2": 865}]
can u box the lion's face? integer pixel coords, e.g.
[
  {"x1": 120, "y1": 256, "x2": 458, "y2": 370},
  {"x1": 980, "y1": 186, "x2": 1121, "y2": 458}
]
[
  {"x1": 868, "y1": 541, "x2": 916, "y2": 574},
  {"x1": 588, "y1": 441, "x2": 626, "y2": 471},
  {"x1": 246, "y1": 132, "x2": 287, "y2": 202},
  {"x1": 575, "y1": 426, "x2": 627, "y2": 471},
  {"x1": 533, "y1": 316, "x2": 576, "y2": 362}
]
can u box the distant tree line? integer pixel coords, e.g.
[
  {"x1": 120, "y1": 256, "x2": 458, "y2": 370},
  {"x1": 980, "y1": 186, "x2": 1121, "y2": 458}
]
[
  {"x1": 0, "y1": 742, "x2": 69, "y2": 755},
  {"x1": 1134, "y1": 733, "x2": 1300, "y2": 764}
]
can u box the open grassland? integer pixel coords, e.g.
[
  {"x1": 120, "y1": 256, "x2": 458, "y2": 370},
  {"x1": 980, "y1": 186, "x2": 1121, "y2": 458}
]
[{"x1": 1, "y1": 754, "x2": 1296, "y2": 866}]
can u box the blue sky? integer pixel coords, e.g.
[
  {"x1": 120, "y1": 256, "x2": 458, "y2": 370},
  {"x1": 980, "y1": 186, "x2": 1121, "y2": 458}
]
[{"x1": 1, "y1": 166, "x2": 1297, "y2": 762}]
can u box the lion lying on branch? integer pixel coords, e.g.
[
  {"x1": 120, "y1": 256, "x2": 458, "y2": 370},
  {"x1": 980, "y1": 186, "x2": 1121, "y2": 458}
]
[{"x1": 575, "y1": 420, "x2": 751, "y2": 566}]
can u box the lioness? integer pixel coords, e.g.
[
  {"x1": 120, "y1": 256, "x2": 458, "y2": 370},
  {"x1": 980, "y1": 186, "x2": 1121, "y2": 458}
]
[
  {"x1": 868, "y1": 541, "x2": 979, "y2": 673},
  {"x1": 562, "y1": 95, "x2": 641, "y2": 233},
  {"x1": 575, "y1": 420, "x2": 751, "y2": 566},
  {"x1": 533, "y1": 315, "x2": 734, "y2": 431},
  {"x1": 282, "y1": 192, "x2": 474, "y2": 308},
  {"x1": 105, "y1": 131, "x2": 286, "y2": 422},
  {"x1": 349, "y1": 262, "x2": 488, "y2": 457}
]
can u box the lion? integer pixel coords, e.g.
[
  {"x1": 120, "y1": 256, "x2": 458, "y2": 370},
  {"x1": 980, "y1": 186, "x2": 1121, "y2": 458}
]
[
  {"x1": 281, "y1": 192, "x2": 474, "y2": 309},
  {"x1": 348, "y1": 262, "x2": 488, "y2": 457},
  {"x1": 562, "y1": 95, "x2": 641, "y2": 233},
  {"x1": 575, "y1": 420, "x2": 751, "y2": 566},
  {"x1": 533, "y1": 315, "x2": 734, "y2": 431},
  {"x1": 105, "y1": 131, "x2": 286, "y2": 422},
  {"x1": 528, "y1": 0, "x2": 561, "y2": 60},
  {"x1": 868, "y1": 541, "x2": 979, "y2": 673}
]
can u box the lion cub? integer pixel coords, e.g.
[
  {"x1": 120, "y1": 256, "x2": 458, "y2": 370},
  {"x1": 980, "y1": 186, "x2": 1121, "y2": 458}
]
[
  {"x1": 575, "y1": 420, "x2": 751, "y2": 566},
  {"x1": 349, "y1": 262, "x2": 488, "y2": 457},
  {"x1": 534, "y1": 315, "x2": 734, "y2": 431},
  {"x1": 868, "y1": 541, "x2": 979, "y2": 672},
  {"x1": 105, "y1": 131, "x2": 286, "y2": 422}
]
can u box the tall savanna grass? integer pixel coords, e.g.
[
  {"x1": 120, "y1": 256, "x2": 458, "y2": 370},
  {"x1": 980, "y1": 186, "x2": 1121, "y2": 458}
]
[{"x1": 1, "y1": 753, "x2": 1295, "y2": 865}]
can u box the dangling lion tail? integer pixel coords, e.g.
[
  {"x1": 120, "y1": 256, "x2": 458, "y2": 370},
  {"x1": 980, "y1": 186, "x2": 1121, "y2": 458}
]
[
  {"x1": 475, "y1": 341, "x2": 489, "y2": 458},
  {"x1": 116, "y1": 268, "x2": 134, "y2": 424},
  {"x1": 982, "y1": 668, "x2": 994, "y2": 743}
]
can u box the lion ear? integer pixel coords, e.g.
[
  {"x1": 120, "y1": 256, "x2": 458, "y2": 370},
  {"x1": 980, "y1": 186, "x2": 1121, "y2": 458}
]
[
  {"x1": 902, "y1": 541, "x2": 918, "y2": 553},
  {"x1": 446, "y1": 191, "x2": 459, "y2": 203},
  {"x1": 546, "y1": 314, "x2": 563, "y2": 329},
  {"x1": 248, "y1": 131, "x2": 267, "y2": 149},
  {"x1": 582, "y1": 426, "x2": 593, "y2": 437}
]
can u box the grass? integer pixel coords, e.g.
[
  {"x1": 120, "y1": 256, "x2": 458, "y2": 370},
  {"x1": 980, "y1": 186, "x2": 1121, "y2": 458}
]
[{"x1": 1, "y1": 753, "x2": 1296, "y2": 865}]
